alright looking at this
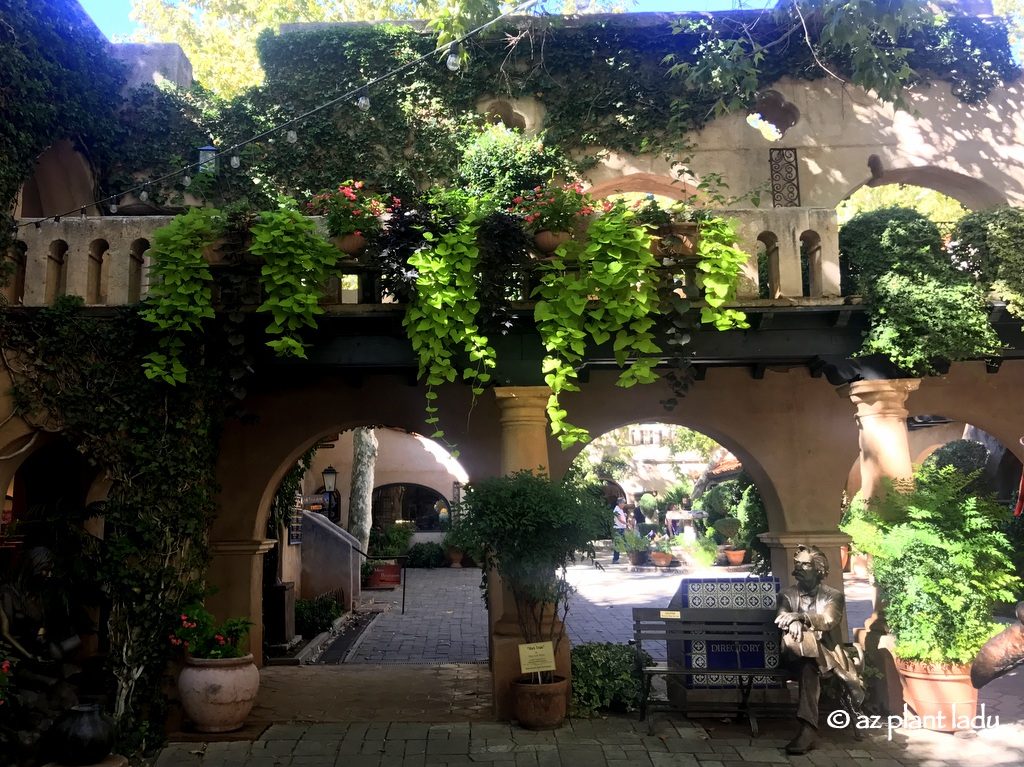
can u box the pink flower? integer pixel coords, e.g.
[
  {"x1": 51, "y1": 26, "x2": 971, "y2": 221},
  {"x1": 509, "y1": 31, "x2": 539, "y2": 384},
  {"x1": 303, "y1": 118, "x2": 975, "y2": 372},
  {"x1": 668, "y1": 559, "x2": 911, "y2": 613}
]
[
  {"x1": 214, "y1": 634, "x2": 226, "y2": 645},
  {"x1": 1, "y1": 660, "x2": 10, "y2": 673},
  {"x1": 512, "y1": 196, "x2": 523, "y2": 204}
]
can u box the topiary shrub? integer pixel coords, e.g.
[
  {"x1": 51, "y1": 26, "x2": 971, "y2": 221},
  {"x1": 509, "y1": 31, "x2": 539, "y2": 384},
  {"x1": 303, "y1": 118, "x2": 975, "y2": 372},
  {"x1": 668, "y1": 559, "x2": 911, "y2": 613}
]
[
  {"x1": 949, "y1": 207, "x2": 1024, "y2": 318},
  {"x1": 839, "y1": 207, "x2": 1000, "y2": 374},
  {"x1": 406, "y1": 541, "x2": 447, "y2": 568},
  {"x1": 570, "y1": 642, "x2": 650, "y2": 717},
  {"x1": 923, "y1": 439, "x2": 990, "y2": 475},
  {"x1": 712, "y1": 516, "x2": 740, "y2": 545},
  {"x1": 697, "y1": 479, "x2": 743, "y2": 530}
]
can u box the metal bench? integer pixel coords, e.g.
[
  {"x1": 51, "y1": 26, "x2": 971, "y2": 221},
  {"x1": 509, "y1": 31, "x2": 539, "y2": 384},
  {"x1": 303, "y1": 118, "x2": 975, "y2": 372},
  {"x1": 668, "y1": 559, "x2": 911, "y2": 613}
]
[{"x1": 632, "y1": 606, "x2": 794, "y2": 734}]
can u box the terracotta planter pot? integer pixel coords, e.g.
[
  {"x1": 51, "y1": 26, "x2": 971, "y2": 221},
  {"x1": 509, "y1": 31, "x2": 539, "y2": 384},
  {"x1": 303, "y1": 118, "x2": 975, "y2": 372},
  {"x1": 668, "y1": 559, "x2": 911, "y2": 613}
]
[
  {"x1": 448, "y1": 548, "x2": 464, "y2": 568},
  {"x1": 513, "y1": 675, "x2": 568, "y2": 730},
  {"x1": 627, "y1": 550, "x2": 648, "y2": 566},
  {"x1": 724, "y1": 548, "x2": 746, "y2": 566},
  {"x1": 851, "y1": 552, "x2": 872, "y2": 578},
  {"x1": 840, "y1": 544, "x2": 850, "y2": 572},
  {"x1": 650, "y1": 551, "x2": 673, "y2": 567},
  {"x1": 894, "y1": 658, "x2": 978, "y2": 732},
  {"x1": 332, "y1": 233, "x2": 367, "y2": 255},
  {"x1": 178, "y1": 654, "x2": 259, "y2": 733},
  {"x1": 652, "y1": 222, "x2": 699, "y2": 259},
  {"x1": 533, "y1": 230, "x2": 572, "y2": 254}
]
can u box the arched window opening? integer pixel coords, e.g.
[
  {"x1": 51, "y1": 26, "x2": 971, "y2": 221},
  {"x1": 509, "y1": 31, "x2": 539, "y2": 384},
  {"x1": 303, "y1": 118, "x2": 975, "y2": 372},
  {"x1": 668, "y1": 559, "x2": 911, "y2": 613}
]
[
  {"x1": 87, "y1": 239, "x2": 109, "y2": 304},
  {"x1": 799, "y1": 230, "x2": 823, "y2": 297},
  {"x1": 4, "y1": 241, "x2": 27, "y2": 305},
  {"x1": 46, "y1": 240, "x2": 68, "y2": 304},
  {"x1": 757, "y1": 232, "x2": 780, "y2": 299},
  {"x1": 128, "y1": 239, "x2": 149, "y2": 302},
  {"x1": 371, "y1": 483, "x2": 449, "y2": 531}
]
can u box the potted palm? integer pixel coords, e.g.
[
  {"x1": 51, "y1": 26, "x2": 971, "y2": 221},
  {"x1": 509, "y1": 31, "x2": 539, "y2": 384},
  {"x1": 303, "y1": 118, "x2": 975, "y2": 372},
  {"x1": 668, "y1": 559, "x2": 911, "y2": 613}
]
[
  {"x1": 460, "y1": 470, "x2": 608, "y2": 729},
  {"x1": 172, "y1": 605, "x2": 258, "y2": 733},
  {"x1": 842, "y1": 464, "x2": 1017, "y2": 731}
]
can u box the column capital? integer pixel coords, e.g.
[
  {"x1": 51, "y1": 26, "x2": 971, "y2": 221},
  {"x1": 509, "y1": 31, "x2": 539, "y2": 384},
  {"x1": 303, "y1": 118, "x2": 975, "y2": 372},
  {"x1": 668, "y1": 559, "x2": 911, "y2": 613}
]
[
  {"x1": 494, "y1": 386, "x2": 551, "y2": 426},
  {"x1": 759, "y1": 530, "x2": 851, "y2": 548},
  {"x1": 838, "y1": 378, "x2": 920, "y2": 421},
  {"x1": 211, "y1": 539, "x2": 276, "y2": 556}
]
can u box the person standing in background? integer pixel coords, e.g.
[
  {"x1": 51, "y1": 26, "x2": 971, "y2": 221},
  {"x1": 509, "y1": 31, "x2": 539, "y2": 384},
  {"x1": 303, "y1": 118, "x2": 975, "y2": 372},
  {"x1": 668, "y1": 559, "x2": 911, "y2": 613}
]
[{"x1": 611, "y1": 497, "x2": 628, "y2": 564}]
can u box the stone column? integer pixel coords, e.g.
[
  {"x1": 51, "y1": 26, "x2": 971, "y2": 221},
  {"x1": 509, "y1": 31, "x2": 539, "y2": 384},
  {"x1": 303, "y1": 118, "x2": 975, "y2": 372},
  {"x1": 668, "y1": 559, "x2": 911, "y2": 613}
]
[
  {"x1": 760, "y1": 530, "x2": 852, "y2": 642},
  {"x1": 838, "y1": 378, "x2": 920, "y2": 714},
  {"x1": 205, "y1": 539, "x2": 275, "y2": 665},
  {"x1": 490, "y1": 386, "x2": 569, "y2": 720},
  {"x1": 839, "y1": 379, "x2": 920, "y2": 510}
]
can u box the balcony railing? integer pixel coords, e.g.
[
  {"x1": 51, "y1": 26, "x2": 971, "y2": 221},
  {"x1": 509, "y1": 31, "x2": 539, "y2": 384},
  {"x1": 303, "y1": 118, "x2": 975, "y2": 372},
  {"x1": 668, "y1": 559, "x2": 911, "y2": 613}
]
[{"x1": 7, "y1": 208, "x2": 843, "y2": 309}]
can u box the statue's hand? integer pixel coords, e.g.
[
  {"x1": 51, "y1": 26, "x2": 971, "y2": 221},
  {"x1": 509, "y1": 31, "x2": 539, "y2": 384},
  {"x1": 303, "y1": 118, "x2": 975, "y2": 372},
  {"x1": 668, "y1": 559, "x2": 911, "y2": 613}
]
[
  {"x1": 775, "y1": 612, "x2": 797, "y2": 629},
  {"x1": 788, "y1": 621, "x2": 803, "y2": 641}
]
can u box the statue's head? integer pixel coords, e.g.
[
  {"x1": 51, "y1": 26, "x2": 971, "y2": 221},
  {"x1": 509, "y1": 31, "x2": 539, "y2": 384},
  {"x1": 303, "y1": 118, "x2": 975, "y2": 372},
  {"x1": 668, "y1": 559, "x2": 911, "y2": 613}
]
[{"x1": 792, "y1": 544, "x2": 828, "y2": 590}]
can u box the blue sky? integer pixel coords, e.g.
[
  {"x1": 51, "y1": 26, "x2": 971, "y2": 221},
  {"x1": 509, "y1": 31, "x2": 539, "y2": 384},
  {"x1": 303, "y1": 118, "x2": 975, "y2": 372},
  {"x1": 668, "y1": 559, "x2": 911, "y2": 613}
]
[{"x1": 79, "y1": 1, "x2": 743, "y2": 41}]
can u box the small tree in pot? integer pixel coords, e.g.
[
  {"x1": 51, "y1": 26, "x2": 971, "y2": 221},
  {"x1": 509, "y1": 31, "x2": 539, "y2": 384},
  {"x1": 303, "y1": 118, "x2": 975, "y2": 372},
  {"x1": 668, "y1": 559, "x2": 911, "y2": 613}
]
[{"x1": 460, "y1": 470, "x2": 609, "y2": 728}]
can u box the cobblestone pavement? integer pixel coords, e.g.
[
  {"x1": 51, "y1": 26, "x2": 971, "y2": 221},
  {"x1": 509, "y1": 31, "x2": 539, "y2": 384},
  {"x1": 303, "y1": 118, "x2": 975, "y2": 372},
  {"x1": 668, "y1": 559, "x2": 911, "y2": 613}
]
[
  {"x1": 159, "y1": 708, "x2": 1024, "y2": 766},
  {"x1": 162, "y1": 564, "x2": 1024, "y2": 766}
]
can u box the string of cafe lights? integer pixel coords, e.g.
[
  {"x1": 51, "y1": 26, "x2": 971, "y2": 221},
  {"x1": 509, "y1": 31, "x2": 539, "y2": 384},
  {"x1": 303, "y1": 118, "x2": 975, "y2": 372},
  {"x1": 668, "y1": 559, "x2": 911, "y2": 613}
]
[{"x1": 17, "y1": 0, "x2": 543, "y2": 230}]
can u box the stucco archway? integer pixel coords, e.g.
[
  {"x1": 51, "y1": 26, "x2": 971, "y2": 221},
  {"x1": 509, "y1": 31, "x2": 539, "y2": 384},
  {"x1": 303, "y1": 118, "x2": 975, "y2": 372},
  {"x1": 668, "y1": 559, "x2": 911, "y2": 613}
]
[{"x1": 843, "y1": 165, "x2": 1007, "y2": 211}]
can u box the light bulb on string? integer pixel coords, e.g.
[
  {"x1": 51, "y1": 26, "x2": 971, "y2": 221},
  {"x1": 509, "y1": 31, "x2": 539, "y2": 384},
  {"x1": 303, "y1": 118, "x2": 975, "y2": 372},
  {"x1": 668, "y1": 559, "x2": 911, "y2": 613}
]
[
  {"x1": 139, "y1": 189, "x2": 149, "y2": 203},
  {"x1": 446, "y1": 42, "x2": 462, "y2": 73},
  {"x1": 230, "y1": 154, "x2": 241, "y2": 169},
  {"x1": 109, "y1": 199, "x2": 118, "y2": 214},
  {"x1": 356, "y1": 88, "x2": 371, "y2": 112},
  {"x1": 286, "y1": 129, "x2": 298, "y2": 143},
  {"x1": 182, "y1": 174, "x2": 192, "y2": 188}
]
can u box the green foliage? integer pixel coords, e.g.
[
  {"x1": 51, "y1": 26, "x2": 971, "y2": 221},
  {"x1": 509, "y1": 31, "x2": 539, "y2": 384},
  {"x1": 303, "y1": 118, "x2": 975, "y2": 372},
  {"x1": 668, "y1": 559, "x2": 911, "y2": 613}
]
[
  {"x1": 923, "y1": 439, "x2": 990, "y2": 476},
  {"x1": 735, "y1": 483, "x2": 770, "y2": 574},
  {"x1": 638, "y1": 493, "x2": 658, "y2": 515},
  {"x1": 836, "y1": 184, "x2": 967, "y2": 226},
  {"x1": 613, "y1": 530, "x2": 652, "y2": 554},
  {"x1": 457, "y1": 125, "x2": 576, "y2": 208},
  {"x1": 268, "y1": 448, "x2": 317, "y2": 533},
  {"x1": 306, "y1": 180, "x2": 393, "y2": 239},
  {"x1": 570, "y1": 642, "x2": 650, "y2": 717},
  {"x1": 140, "y1": 208, "x2": 221, "y2": 383},
  {"x1": 676, "y1": 533, "x2": 719, "y2": 568},
  {"x1": 533, "y1": 204, "x2": 661, "y2": 448},
  {"x1": 369, "y1": 523, "x2": 415, "y2": 557},
  {"x1": 697, "y1": 479, "x2": 743, "y2": 527},
  {"x1": 0, "y1": 0, "x2": 125, "y2": 216},
  {"x1": 950, "y1": 206, "x2": 1024, "y2": 319},
  {"x1": 460, "y1": 471, "x2": 608, "y2": 653},
  {"x1": 843, "y1": 466, "x2": 1017, "y2": 664},
  {"x1": 693, "y1": 215, "x2": 750, "y2": 331},
  {"x1": 509, "y1": 182, "x2": 597, "y2": 233},
  {"x1": 404, "y1": 199, "x2": 495, "y2": 443},
  {"x1": 171, "y1": 604, "x2": 251, "y2": 659},
  {"x1": 406, "y1": 542, "x2": 447, "y2": 568},
  {"x1": 0, "y1": 297, "x2": 225, "y2": 746},
  {"x1": 662, "y1": 480, "x2": 693, "y2": 506},
  {"x1": 294, "y1": 594, "x2": 343, "y2": 638},
  {"x1": 711, "y1": 516, "x2": 740, "y2": 544},
  {"x1": 839, "y1": 207, "x2": 1000, "y2": 374},
  {"x1": 251, "y1": 203, "x2": 341, "y2": 358}
]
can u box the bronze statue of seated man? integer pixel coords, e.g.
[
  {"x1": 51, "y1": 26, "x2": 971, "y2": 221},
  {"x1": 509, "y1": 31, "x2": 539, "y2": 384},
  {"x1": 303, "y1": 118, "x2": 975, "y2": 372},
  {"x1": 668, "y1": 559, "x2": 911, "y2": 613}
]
[{"x1": 775, "y1": 544, "x2": 864, "y2": 755}]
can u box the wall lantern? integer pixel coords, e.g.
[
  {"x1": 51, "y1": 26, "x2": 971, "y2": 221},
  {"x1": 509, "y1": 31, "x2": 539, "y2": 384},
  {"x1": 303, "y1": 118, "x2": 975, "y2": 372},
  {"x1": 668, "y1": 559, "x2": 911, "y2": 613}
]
[
  {"x1": 197, "y1": 145, "x2": 218, "y2": 174},
  {"x1": 322, "y1": 465, "x2": 338, "y2": 493}
]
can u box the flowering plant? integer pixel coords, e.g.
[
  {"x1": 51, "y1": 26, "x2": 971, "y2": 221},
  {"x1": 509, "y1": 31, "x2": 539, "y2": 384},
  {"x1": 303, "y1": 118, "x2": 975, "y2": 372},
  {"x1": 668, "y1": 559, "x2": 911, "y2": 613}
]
[
  {"x1": 306, "y1": 180, "x2": 399, "y2": 238},
  {"x1": 630, "y1": 196, "x2": 696, "y2": 229},
  {"x1": 0, "y1": 655, "x2": 13, "y2": 706},
  {"x1": 508, "y1": 182, "x2": 605, "y2": 233},
  {"x1": 170, "y1": 605, "x2": 251, "y2": 660}
]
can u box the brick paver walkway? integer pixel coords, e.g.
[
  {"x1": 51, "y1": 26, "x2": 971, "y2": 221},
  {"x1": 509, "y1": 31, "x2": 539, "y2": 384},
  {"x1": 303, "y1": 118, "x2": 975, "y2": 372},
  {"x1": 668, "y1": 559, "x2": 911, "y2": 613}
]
[{"x1": 160, "y1": 562, "x2": 1024, "y2": 766}]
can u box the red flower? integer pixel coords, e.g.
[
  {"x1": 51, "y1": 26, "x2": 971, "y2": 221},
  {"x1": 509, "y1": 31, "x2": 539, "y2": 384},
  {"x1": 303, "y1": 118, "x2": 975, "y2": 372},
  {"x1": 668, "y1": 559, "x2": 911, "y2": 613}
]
[
  {"x1": 1, "y1": 660, "x2": 11, "y2": 673},
  {"x1": 215, "y1": 634, "x2": 226, "y2": 645}
]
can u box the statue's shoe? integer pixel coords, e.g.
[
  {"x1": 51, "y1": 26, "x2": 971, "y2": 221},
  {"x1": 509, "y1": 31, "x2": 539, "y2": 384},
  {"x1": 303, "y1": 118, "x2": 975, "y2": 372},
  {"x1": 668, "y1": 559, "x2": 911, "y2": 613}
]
[{"x1": 786, "y1": 723, "x2": 817, "y2": 755}]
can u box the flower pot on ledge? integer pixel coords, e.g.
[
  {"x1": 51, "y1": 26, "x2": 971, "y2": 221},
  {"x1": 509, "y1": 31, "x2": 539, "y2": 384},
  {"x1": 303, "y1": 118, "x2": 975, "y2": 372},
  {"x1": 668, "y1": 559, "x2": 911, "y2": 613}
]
[
  {"x1": 533, "y1": 230, "x2": 572, "y2": 254},
  {"x1": 177, "y1": 654, "x2": 260, "y2": 733},
  {"x1": 332, "y1": 233, "x2": 367, "y2": 255},
  {"x1": 652, "y1": 222, "x2": 699, "y2": 260}
]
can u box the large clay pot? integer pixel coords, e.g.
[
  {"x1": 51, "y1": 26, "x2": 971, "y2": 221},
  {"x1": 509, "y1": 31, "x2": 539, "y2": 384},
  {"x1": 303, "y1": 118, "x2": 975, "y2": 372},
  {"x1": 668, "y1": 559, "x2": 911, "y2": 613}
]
[
  {"x1": 512, "y1": 676, "x2": 569, "y2": 730},
  {"x1": 627, "y1": 550, "x2": 647, "y2": 567},
  {"x1": 840, "y1": 544, "x2": 850, "y2": 571},
  {"x1": 724, "y1": 548, "x2": 746, "y2": 566},
  {"x1": 48, "y1": 704, "x2": 116, "y2": 765},
  {"x1": 332, "y1": 233, "x2": 367, "y2": 255},
  {"x1": 533, "y1": 230, "x2": 572, "y2": 254},
  {"x1": 178, "y1": 654, "x2": 260, "y2": 733},
  {"x1": 650, "y1": 551, "x2": 673, "y2": 567},
  {"x1": 447, "y1": 548, "x2": 464, "y2": 568},
  {"x1": 894, "y1": 658, "x2": 978, "y2": 732}
]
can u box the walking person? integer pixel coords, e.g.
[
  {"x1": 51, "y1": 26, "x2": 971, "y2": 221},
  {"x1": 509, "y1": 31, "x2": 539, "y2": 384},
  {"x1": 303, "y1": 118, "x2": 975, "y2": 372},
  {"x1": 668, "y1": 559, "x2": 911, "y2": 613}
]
[{"x1": 611, "y1": 497, "x2": 628, "y2": 564}]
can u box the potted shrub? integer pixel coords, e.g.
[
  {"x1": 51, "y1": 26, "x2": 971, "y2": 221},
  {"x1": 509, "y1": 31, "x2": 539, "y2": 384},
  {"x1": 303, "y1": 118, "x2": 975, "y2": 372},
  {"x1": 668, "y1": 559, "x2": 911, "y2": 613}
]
[
  {"x1": 649, "y1": 535, "x2": 675, "y2": 568},
  {"x1": 443, "y1": 516, "x2": 478, "y2": 568},
  {"x1": 712, "y1": 516, "x2": 746, "y2": 565},
  {"x1": 842, "y1": 464, "x2": 1017, "y2": 731},
  {"x1": 460, "y1": 470, "x2": 608, "y2": 729},
  {"x1": 305, "y1": 180, "x2": 398, "y2": 255},
  {"x1": 366, "y1": 522, "x2": 414, "y2": 587},
  {"x1": 172, "y1": 605, "x2": 258, "y2": 733},
  {"x1": 508, "y1": 182, "x2": 601, "y2": 253},
  {"x1": 614, "y1": 530, "x2": 651, "y2": 566}
]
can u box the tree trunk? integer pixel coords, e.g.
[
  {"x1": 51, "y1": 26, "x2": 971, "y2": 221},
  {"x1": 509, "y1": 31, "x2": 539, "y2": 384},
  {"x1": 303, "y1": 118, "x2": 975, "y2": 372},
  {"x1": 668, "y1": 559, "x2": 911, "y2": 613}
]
[{"x1": 347, "y1": 427, "x2": 377, "y2": 554}]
